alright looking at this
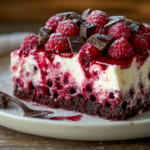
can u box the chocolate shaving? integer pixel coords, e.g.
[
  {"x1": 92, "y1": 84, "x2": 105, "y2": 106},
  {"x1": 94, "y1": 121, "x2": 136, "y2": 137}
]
[
  {"x1": 104, "y1": 16, "x2": 125, "y2": 28},
  {"x1": 56, "y1": 12, "x2": 77, "y2": 20},
  {"x1": 80, "y1": 22, "x2": 97, "y2": 38},
  {"x1": 39, "y1": 27, "x2": 53, "y2": 45},
  {"x1": 87, "y1": 34, "x2": 114, "y2": 51},
  {"x1": 67, "y1": 36, "x2": 85, "y2": 53},
  {"x1": 0, "y1": 94, "x2": 8, "y2": 109},
  {"x1": 82, "y1": 8, "x2": 91, "y2": 20}
]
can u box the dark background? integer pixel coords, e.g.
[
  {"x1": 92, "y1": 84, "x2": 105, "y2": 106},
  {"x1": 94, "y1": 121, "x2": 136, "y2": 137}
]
[{"x1": 0, "y1": 0, "x2": 150, "y2": 34}]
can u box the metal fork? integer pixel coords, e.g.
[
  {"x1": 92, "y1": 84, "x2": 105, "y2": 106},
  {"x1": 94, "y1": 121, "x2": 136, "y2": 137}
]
[{"x1": 0, "y1": 91, "x2": 53, "y2": 118}]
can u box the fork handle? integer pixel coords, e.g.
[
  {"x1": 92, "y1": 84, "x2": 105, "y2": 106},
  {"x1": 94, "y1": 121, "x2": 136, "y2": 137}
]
[
  {"x1": 0, "y1": 91, "x2": 53, "y2": 117},
  {"x1": 0, "y1": 91, "x2": 29, "y2": 113}
]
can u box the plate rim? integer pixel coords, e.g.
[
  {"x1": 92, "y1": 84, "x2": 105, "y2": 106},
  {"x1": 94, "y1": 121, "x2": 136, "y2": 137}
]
[{"x1": 1, "y1": 109, "x2": 150, "y2": 126}]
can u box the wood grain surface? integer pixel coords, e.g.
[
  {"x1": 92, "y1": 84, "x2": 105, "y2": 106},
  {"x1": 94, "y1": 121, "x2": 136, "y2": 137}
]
[{"x1": 0, "y1": 125, "x2": 150, "y2": 150}]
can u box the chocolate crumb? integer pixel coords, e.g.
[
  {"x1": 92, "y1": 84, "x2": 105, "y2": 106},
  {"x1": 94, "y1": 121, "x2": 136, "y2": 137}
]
[
  {"x1": 130, "y1": 121, "x2": 134, "y2": 126},
  {"x1": 87, "y1": 34, "x2": 113, "y2": 51},
  {"x1": 67, "y1": 36, "x2": 85, "y2": 53},
  {"x1": 39, "y1": 27, "x2": 53, "y2": 45},
  {"x1": 80, "y1": 22, "x2": 97, "y2": 38},
  {"x1": 82, "y1": 8, "x2": 91, "y2": 20}
]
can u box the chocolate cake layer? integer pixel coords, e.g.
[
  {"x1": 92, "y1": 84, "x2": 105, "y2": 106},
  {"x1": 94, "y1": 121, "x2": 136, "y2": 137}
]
[{"x1": 13, "y1": 84, "x2": 150, "y2": 121}]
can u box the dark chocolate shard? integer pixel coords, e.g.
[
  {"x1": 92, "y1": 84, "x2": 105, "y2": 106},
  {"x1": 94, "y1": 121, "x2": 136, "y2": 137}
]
[
  {"x1": 130, "y1": 22, "x2": 144, "y2": 33},
  {"x1": 82, "y1": 8, "x2": 91, "y2": 20},
  {"x1": 87, "y1": 34, "x2": 114, "y2": 51},
  {"x1": 56, "y1": 12, "x2": 77, "y2": 20},
  {"x1": 130, "y1": 22, "x2": 140, "y2": 33},
  {"x1": 39, "y1": 27, "x2": 53, "y2": 45},
  {"x1": 124, "y1": 19, "x2": 134, "y2": 27},
  {"x1": 124, "y1": 19, "x2": 144, "y2": 33},
  {"x1": 72, "y1": 19, "x2": 83, "y2": 27},
  {"x1": 67, "y1": 36, "x2": 85, "y2": 53},
  {"x1": 80, "y1": 22, "x2": 97, "y2": 38},
  {"x1": 0, "y1": 94, "x2": 8, "y2": 109},
  {"x1": 109, "y1": 15, "x2": 125, "y2": 21},
  {"x1": 68, "y1": 14, "x2": 82, "y2": 20},
  {"x1": 104, "y1": 15, "x2": 125, "y2": 28}
]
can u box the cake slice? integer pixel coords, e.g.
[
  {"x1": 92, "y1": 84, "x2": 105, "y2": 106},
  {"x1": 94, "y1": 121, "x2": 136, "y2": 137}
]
[{"x1": 11, "y1": 9, "x2": 150, "y2": 120}]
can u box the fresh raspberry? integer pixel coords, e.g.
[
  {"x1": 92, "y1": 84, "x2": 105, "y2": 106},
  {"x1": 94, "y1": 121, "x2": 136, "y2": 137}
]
[
  {"x1": 78, "y1": 43, "x2": 102, "y2": 77},
  {"x1": 20, "y1": 34, "x2": 38, "y2": 51},
  {"x1": 108, "y1": 22, "x2": 131, "y2": 40},
  {"x1": 45, "y1": 33, "x2": 69, "y2": 52},
  {"x1": 45, "y1": 15, "x2": 63, "y2": 32},
  {"x1": 138, "y1": 27, "x2": 149, "y2": 35},
  {"x1": 91, "y1": 25, "x2": 108, "y2": 35},
  {"x1": 108, "y1": 37, "x2": 133, "y2": 59},
  {"x1": 56, "y1": 20, "x2": 79, "y2": 37},
  {"x1": 143, "y1": 33, "x2": 150, "y2": 48},
  {"x1": 86, "y1": 10, "x2": 109, "y2": 27},
  {"x1": 79, "y1": 43, "x2": 102, "y2": 60},
  {"x1": 130, "y1": 34, "x2": 148, "y2": 53},
  {"x1": 143, "y1": 23, "x2": 150, "y2": 32},
  {"x1": 137, "y1": 27, "x2": 150, "y2": 48}
]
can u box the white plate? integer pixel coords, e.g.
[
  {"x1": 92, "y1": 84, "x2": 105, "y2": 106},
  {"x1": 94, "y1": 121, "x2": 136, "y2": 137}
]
[{"x1": 0, "y1": 54, "x2": 150, "y2": 141}]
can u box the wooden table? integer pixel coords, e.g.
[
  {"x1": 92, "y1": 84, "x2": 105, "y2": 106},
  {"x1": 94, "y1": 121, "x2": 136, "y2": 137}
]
[{"x1": 0, "y1": 125, "x2": 149, "y2": 150}]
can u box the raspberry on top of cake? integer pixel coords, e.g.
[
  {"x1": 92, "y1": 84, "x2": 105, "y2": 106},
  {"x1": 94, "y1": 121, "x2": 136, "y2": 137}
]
[{"x1": 11, "y1": 9, "x2": 150, "y2": 120}]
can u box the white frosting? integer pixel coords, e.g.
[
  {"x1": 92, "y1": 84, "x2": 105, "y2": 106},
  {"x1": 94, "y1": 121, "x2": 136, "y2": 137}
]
[
  {"x1": 23, "y1": 55, "x2": 41, "y2": 85},
  {"x1": 89, "y1": 52, "x2": 150, "y2": 102},
  {"x1": 53, "y1": 54, "x2": 85, "y2": 86},
  {"x1": 11, "y1": 52, "x2": 42, "y2": 86}
]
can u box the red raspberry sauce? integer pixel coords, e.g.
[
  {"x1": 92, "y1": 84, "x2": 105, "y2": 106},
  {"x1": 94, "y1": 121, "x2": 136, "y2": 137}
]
[{"x1": 49, "y1": 114, "x2": 82, "y2": 121}]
